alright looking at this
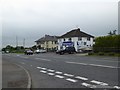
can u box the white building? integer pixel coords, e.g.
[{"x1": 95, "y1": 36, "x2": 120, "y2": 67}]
[{"x1": 57, "y1": 28, "x2": 95, "y2": 52}]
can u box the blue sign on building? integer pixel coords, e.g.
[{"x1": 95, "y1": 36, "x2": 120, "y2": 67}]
[{"x1": 62, "y1": 41, "x2": 74, "y2": 47}]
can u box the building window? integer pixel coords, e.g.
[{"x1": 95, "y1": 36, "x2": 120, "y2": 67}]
[
  {"x1": 64, "y1": 38, "x2": 65, "y2": 41},
  {"x1": 78, "y1": 37, "x2": 82, "y2": 41},
  {"x1": 55, "y1": 41, "x2": 57, "y2": 44},
  {"x1": 87, "y1": 37, "x2": 90, "y2": 41},
  {"x1": 69, "y1": 38, "x2": 71, "y2": 41},
  {"x1": 60, "y1": 46, "x2": 63, "y2": 49},
  {"x1": 84, "y1": 42, "x2": 86, "y2": 45},
  {"x1": 52, "y1": 41, "x2": 53, "y2": 44},
  {"x1": 46, "y1": 45, "x2": 48, "y2": 48},
  {"x1": 59, "y1": 39, "x2": 61, "y2": 42}
]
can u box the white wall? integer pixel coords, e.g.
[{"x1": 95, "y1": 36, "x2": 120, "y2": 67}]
[{"x1": 57, "y1": 37, "x2": 94, "y2": 52}]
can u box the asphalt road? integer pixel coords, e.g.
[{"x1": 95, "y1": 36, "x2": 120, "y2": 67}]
[
  {"x1": 2, "y1": 60, "x2": 29, "y2": 88},
  {"x1": 2, "y1": 53, "x2": 120, "y2": 89}
]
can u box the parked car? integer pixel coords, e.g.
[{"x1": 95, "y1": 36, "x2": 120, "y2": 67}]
[
  {"x1": 34, "y1": 49, "x2": 47, "y2": 54},
  {"x1": 56, "y1": 47, "x2": 76, "y2": 55},
  {"x1": 39, "y1": 49, "x2": 47, "y2": 53},
  {"x1": 4, "y1": 50, "x2": 10, "y2": 54},
  {"x1": 34, "y1": 49, "x2": 40, "y2": 54},
  {"x1": 24, "y1": 49, "x2": 33, "y2": 55}
]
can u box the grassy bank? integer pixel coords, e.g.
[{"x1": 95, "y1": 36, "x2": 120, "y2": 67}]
[{"x1": 88, "y1": 52, "x2": 120, "y2": 57}]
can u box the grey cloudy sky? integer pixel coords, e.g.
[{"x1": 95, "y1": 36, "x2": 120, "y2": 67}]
[{"x1": 1, "y1": 0, "x2": 119, "y2": 47}]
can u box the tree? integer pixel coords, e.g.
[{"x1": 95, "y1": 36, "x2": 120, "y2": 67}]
[
  {"x1": 108, "y1": 30, "x2": 117, "y2": 36},
  {"x1": 113, "y1": 30, "x2": 117, "y2": 35},
  {"x1": 108, "y1": 31, "x2": 113, "y2": 35},
  {"x1": 31, "y1": 45, "x2": 37, "y2": 50}
]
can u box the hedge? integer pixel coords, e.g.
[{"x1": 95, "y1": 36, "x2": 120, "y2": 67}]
[{"x1": 93, "y1": 35, "x2": 120, "y2": 53}]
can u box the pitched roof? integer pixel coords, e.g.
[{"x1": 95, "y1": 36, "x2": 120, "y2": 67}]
[
  {"x1": 35, "y1": 35, "x2": 58, "y2": 42},
  {"x1": 59, "y1": 28, "x2": 94, "y2": 38}
]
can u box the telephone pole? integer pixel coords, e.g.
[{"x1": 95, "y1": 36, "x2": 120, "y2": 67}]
[
  {"x1": 16, "y1": 36, "x2": 18, "y2": 47},
  {"x1": 23, "y1": 38, "x2": 25, "y2": 48}
]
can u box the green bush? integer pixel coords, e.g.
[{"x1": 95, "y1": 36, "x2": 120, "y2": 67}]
[
  {"x1": 118, "y1": 54, "x2": 120, "y2": 57},
  {"x1": 88, "y1": 52, "x2": 94, "y2": 55},
  {"x1": 93, "y1": 35, "x2": 120, "y2": 53},
  {"x1": 108, "y1": 52, "x2": 115, "y2": 56},
  {"x1": 98, "y1": 52, "x2": 104, "y2": 56}
]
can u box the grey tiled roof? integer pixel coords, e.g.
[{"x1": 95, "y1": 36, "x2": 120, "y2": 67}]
[
  {"x1": 59, "y1": 28, "x2": 94, "y2": 38},
  {"x1": 35, "y1": 35, "x2": 58, "y2": 42}
]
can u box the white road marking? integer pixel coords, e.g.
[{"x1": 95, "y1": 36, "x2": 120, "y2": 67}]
[
  {"x1": 64, "y1": 73, "x2": 74, "y2": 77},
  {"x1": 66, "y1": 61, "x2": 87, "y2": 65},
  {"x1": 75, "y1": 76, "x2": 88, "y2": 81},
  {"x1": 66, "y1": 78, "x2": 78, "y2": 83},
  {"x1": 41, "y1": 58, "x2": 51, "y2": 61},
  {"x1": 21, "y1": 62, "x2": 25, "y2": 64},
  {"x1": 41, "y1": 68, "x2": 47, "y2": 70},
  {"x1": 89, "y1": 64, "x2": 119, "y2": 69},
  {"x1": 22, "y1": 57, "x2": 28, "y2": 59},
  {"x1": 114, "y1": 86, "x2": 120, "y2": 89},
  {"x1": 35, "y1": 58, "x2": 40, "y2": 59},
  {"x1": 66, "y1": 61, "x2": 120, "y2": 69},
  {"x1": 82, "y1": 83, "x2": 96, "y2": 88},
  {"x1": 90, "y1": 80, "x2": 108, "y2": 86},
  {"x1": 37, "y1": 67, "x2": 42, "y2": 69},
  {"x1": 17, "y1": 55, "x2": 20, "y2": 56},
  {"x1": 47, "y1": 73, "x2": 55, "y2": 76},
  {"x1": 55, "y1": 75, "x2": 64, "y2": 79},
  {"x1": 40, "y1": 70, "x2": 47, "y2": 73},
  {"x1": 35, "y1": 58, "x2": 51, "y2": 61},
  {"x1": 30, "y1": 65, "x2": 32, "y2": 66},
  {"x1": 36, "y1": 66, "x2": 115, "y2": 89},
  {"x1": 47, "y1": 69, "x2": 55, "y2": 72},
  {"x1": 55, "y1": 71, "x2": 63, "y2": 74}
]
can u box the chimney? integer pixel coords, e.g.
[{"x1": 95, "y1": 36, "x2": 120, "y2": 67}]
[{"x1": 77, "y1": 28, "x2": 80, "y2": 31}]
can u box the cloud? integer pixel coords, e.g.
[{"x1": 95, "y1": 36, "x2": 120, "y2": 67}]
[{"x1": 1, "y1": 0, "x2": 118, "y2": 47}]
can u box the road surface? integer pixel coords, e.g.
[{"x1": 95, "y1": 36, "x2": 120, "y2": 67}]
[{"x1": 2, "y1": 53, "x2": 120, "y2": 89}]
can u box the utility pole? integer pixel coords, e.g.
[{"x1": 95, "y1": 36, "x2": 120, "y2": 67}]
[
  {"x1": 16, "y1": 36, "x2": 18, "y2": 47},
  {"x1": 23, "y1": 38, "x2": 25, "y2": 48},
  {"x1": 118, "y1": 1, "x2": 120, "y2": 35}
]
